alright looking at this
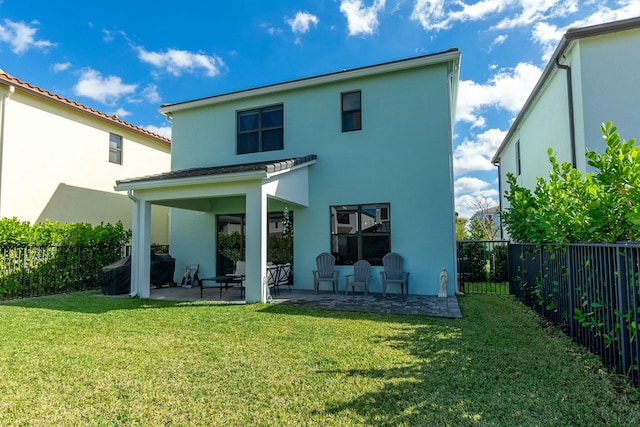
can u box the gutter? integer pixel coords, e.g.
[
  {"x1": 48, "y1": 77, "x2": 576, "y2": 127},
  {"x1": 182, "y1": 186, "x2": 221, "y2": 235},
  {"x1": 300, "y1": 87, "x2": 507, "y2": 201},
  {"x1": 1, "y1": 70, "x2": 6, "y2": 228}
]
[
  {"x1": 0, "y1": 84, "x2": 15, "y2": 215},
  {"x1": 127, "y1": 189, "x2": 138, "y2": 298}
]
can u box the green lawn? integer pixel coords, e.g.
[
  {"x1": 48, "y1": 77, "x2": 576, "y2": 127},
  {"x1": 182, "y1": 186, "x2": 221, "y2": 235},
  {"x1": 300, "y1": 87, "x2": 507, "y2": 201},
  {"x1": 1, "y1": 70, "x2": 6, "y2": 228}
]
[{"x1": 1, "y1": 292, "x2": 639, "y2": 426}]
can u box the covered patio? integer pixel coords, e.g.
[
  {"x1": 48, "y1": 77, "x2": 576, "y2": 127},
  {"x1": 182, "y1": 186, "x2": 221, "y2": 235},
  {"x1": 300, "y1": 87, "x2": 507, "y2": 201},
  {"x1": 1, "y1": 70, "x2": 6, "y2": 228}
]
[
  {"x1": 147, "y1": 285, "x2": 462, "y2": 318},
  {"x1": 115, "y1": 156, "x2": 316, "y2": 304}
]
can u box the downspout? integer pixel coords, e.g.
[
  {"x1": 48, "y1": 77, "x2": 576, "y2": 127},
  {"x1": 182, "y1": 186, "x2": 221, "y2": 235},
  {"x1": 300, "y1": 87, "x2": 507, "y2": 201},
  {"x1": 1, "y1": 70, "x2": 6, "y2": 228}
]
[
  {"x1": 127, "y1": 189, "x2": 138, "y2": 297},
  {"x1": 0, "y1": 85, "x2": 16, "y2": 215},
  {"x1": 496, "y1": 163, "x2": 504, "y2": 240},
  {"x1": 555, "y1": 56, "x2": 577, "y2": 168}
]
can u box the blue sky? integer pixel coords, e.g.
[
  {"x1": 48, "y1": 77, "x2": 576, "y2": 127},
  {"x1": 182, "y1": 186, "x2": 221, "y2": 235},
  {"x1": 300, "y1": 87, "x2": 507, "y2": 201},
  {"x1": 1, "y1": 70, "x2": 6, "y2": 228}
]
[{"x1": 1, "y1": 0, "x2": 638, "y2": 218}]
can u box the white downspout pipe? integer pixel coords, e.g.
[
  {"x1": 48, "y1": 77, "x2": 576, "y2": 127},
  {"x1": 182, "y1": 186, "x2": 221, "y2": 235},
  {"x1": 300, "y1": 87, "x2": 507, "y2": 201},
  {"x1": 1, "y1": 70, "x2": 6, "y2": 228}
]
[
  {"x1": 0, "y1": 84, "x2": 15, "y2": 216},
  {"x1": 127, "y1": 189, "x2": 139, "y2": 297}
]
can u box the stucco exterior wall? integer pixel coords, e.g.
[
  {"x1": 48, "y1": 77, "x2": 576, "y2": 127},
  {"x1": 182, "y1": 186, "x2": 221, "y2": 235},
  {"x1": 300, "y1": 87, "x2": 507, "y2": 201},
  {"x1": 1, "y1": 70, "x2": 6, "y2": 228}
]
[
  {"x1": 168, "y1": 62, "x2": 458, "y2": 296},
  {"x1": 577, "y1": 28, "x2": 640, "y2": 162},
  {"x1": 0, "y1": 90, "x2": 171, "y2": 243}
]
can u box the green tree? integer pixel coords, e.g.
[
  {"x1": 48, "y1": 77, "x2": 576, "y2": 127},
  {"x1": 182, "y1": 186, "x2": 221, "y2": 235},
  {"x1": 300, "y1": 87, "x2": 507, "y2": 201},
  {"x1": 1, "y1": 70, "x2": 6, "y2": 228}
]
[
  {"x1": 456, "y1": 215, "x2": 469, "y2": 241},
  {"x1": 503, "y1": 122, "x2": 640, "y2": 243}
]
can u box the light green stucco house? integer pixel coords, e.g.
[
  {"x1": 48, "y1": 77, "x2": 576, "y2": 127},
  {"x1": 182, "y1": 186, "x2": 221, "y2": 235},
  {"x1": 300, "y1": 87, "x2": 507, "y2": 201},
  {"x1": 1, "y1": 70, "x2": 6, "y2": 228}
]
[{"x1": 116, "y1": 49, "x2": 461, "y2": 302}]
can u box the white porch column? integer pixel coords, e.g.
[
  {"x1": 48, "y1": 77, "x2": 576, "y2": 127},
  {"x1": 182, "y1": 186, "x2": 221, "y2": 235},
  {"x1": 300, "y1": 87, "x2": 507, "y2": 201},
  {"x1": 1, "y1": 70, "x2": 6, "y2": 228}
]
[
  {"x1": 244, "y1": 185, "x2": 267, "y2": 303},
  {"x1": 131, "y1": 199, "x2": 152, "y2": 298}
]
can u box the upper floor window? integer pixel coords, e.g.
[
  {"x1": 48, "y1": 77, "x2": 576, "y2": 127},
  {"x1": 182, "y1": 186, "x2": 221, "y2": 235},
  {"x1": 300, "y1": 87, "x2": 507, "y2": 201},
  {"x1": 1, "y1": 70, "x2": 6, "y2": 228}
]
[
  {"x1": 109, "y1": 133, "x2": 122, "y2": 164},
  {"x1": 237, "y1": 104, "x2": 283, "y2": 154},
  {"x1": 342, "y1": 91, "x2": 361, "y2": 132}
]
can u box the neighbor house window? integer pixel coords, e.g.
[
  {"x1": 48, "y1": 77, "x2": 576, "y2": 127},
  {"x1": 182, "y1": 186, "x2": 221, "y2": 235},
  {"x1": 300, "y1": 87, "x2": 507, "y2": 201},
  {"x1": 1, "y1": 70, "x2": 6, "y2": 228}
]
[
  {"x1": 342, "y1": 91, "x2": 361, "y2": 132},
  {"x1": 109, "y1": 133, "x2": 122, "y2": 164},
  {"x1": 237, "y1": 104, "x2": 284, "y2": 154},
  {"x1": 515, "y1": 140, "x2": 521, "y2": 176},
  {"x1": 330, "y1": 203, "x2": 390, "y2": 265}
]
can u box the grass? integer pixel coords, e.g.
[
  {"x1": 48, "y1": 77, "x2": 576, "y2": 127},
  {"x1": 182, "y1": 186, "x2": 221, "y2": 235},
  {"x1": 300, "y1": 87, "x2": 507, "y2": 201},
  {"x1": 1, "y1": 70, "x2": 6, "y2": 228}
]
[{"x1": 1, "y1": 292, "x2": 639, "y2": 426}]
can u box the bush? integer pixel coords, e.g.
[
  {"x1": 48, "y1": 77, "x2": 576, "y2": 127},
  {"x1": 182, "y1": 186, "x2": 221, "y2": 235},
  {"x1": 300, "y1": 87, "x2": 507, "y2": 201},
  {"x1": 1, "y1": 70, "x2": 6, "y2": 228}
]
[{"x1": 503, "y1": 122, "x2": 640, "y2": 243}]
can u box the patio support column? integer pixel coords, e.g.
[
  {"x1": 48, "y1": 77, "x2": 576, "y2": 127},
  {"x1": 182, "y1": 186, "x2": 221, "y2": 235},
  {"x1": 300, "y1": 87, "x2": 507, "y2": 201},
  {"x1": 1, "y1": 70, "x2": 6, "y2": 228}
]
[
  {"x1": 131, "y1": 199, "x2": 152, "y2": 298},
  {"x1": 244, "y1": 185, "x2": 267, "y2": 303}
]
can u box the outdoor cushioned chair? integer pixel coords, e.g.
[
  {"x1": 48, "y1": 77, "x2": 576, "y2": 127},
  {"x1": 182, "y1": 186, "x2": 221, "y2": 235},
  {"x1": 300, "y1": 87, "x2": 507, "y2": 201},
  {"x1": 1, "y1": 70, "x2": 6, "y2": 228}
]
[
  {"x1": 345, "y1": 259, "x2": 371, "y2": 296},
  {"x1": 265, "y1": 264, "x2": 280, "y2": 296},
  {"x1": 276, "y1": 263, "x2": 292, "y2": 294},
  {"x1": 313, "y1": 252, "x2": 339, "y2": 293},
  {"x1": 380, "y1": 253, "x2": 410, "y2": 296}
]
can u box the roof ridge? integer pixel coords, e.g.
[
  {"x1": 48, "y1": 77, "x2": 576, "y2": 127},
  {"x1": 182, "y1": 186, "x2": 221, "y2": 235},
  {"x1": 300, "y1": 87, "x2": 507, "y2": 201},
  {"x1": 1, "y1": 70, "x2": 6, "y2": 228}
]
[{"x1": 0, "y1": 70, "x2": 170, "y2": 145}]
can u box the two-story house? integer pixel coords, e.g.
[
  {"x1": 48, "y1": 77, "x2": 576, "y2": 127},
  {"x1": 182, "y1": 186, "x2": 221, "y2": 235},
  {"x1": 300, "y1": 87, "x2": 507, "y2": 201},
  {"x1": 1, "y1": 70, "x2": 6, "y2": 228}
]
[
  {"x1": 0, "y1": 71, "x2": 171, "y2": 243},
  {"x1": 116, "y1": 49, "x2": 461, "y2": 302},
  {"x1": 492, "y1": 17, "x2": 640, "y2": 238}
]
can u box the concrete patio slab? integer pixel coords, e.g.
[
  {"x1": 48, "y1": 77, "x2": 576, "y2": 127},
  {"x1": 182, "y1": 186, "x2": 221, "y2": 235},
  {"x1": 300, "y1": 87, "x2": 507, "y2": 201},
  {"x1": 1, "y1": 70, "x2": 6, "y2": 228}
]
[{"x1": 147, "y1": 285, "x2": 462, "y2": 318}]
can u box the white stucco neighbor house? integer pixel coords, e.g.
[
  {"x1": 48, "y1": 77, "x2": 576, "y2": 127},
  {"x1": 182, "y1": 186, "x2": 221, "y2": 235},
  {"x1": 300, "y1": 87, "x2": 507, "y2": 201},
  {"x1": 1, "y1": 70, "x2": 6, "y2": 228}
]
[
  {"x1": 492, "y1": 17, "x2": 640, "y2": 239},
  {"x1": 0, "y1": 71, "x2": 171, "y2": 243},
  {"x1": 116, "y1": 49, "x2": 461, "y2": 302}
]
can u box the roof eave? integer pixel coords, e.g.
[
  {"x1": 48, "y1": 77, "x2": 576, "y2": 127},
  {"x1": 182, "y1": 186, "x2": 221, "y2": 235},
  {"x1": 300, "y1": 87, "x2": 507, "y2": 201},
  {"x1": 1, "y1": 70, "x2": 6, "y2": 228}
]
[
  {"x1": 115, "y1": 170, "x2": 268, "y2": 192},
  {"x1": 160, "y1": 50, "x2": 461, "y2": 115}
]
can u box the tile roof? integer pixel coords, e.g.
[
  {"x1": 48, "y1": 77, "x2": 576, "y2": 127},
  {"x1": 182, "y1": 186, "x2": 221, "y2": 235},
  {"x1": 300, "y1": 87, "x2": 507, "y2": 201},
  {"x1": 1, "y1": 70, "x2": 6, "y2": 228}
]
[
  {"x1": 117, "y1": 155, "x2": 317, "y2": 185},
  {"x1": 0, "y1": 70, "x2": 170, "y2": 145}
]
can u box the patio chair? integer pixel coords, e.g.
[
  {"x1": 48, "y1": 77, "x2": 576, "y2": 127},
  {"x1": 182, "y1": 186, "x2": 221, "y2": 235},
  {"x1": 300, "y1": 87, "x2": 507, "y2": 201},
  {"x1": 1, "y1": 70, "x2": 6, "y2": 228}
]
[
  {"x1": 275, "y1": 263, "x2": 292, "y2": 294},
  {"x1": 181, "y1": 264, "x2": 199, "y2": 288},
  {"x1": 380, "y1": 253, "x2": 410, "y2": 296},
  {"x1": 313, "y1": 252, "x2": 339, "y2": 293},
  {"x1": 265, "y1": 264, "x2": 280, "y2": 296},
  {"x1": 345, "y1": 259, "x2": 371, "y2": 296}
]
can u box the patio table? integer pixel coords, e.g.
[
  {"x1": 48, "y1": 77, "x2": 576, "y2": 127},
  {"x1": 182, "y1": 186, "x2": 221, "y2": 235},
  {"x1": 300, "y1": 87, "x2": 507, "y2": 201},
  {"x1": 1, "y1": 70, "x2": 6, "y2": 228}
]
[{"x1": 200, "y1": 275, "x2": 245, "y2": 299}]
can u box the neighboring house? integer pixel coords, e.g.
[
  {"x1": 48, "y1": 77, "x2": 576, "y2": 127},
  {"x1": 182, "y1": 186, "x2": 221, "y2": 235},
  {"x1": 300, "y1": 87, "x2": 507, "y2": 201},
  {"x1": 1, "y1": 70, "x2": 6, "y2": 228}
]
[
  {"x1": 0, "y1": 71, "x2": 171, "y2": 243},
  {"x1": 116, "y1": 49, "x2": 461, "y2": 302},
  {"x1": 492, "y1": 17, "x2": 640, "y2": 239},
  {"x1": 468, "y1": 206, "x2": 501, "y2": 240}
]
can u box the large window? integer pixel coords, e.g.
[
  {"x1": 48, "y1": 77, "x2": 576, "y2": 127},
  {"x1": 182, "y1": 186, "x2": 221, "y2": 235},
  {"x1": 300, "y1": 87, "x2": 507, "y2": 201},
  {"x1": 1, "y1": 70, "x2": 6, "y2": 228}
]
[
  {"x1": 341, "y1": 91, "x2": 361, "y2": 132},
  {"x1": 109, "y1": 133, "x2": 122, "y2": 164},
  {"x1": 330, "y1": 203, "x2": 390, "y2": 265},
  {"x1": 237, "y1": 104, "x2": 284, "y2": 154},
  {"x1": 217, "y1": 211, "x2": 293, "y2": 275}
]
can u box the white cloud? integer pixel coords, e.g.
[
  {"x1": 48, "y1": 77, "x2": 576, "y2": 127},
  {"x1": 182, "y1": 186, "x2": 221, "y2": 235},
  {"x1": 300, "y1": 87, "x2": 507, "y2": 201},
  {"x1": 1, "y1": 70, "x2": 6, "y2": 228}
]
[
  {"x1": 73, "y1": 68, "x2": 137, "y2": 104},
  {"x1": 0, "y1": 19, "x2": 55, "y2": 54},
  {"x1": 340, "y1": 0, "x2": 386, "y2": 36},
  {"x1": 137, "y1": 47, "x2": 226, "y2": 77},
  {"x1": 493, "y1": 0, "x2": 566, "y2": 30},
  {"x1": 109, "y1": 107, "x2": 132, "y2": 118},
  {"x1": 142, "y1": 84, "x2": 162, "y2": 104},
  {"x1": 456, "y1": 62, "x2": 542, "y2": 127},
  {"x1": 52, "y1": 62, "x2": 71, "y2": 72},
  {"x1": 454, "y1": 128, "x2": 506, "y2": 175},
  {"x1": 286, "y1": 11, "x2": 319, "y2": 34},
  {"x1": 144, "y1": 124, "x2": 172, "y2": 140},
  {"x1": 489, "y1": 34, "x2": 508, "y2": 50},
  {"x1": 455, "y1": 176, "x2": 492, "y2": 195},
  {"x1": 532, "y1": 1, "x2": 640, "y2": 61},
  {"x1": 411, "y1": 0, "x2": 509, "y2": 31}
]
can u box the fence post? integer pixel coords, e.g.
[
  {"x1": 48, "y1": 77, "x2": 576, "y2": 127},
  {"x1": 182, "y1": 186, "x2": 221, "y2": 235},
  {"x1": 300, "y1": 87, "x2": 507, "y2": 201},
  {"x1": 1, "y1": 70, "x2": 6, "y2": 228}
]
[
  {"x1": 617, "y1": 246, "x2": 632, "y2": 378},
  {"x1": 21, "y1": 246, "x2": 27, "y2": 298},
  {"x1": 567, "y1": 245, "x2": 575, "y2": 339}
]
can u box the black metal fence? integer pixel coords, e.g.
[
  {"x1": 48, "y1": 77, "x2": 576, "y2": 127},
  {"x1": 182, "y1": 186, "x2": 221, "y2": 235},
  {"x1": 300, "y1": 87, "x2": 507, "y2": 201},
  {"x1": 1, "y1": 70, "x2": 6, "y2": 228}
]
[
  {"x1": 509, "y1": 242, "x2": 640, "y2": 387},
  {"x1": 457, "y1": 240, "x2": 510, "y2": 294}
]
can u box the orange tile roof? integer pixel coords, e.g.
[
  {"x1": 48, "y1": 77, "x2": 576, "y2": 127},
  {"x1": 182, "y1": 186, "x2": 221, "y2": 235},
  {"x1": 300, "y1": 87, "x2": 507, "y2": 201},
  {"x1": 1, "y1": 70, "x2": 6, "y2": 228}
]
[{"x1": 0, "y1": 70, "x2": 171, "y2": 146}]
